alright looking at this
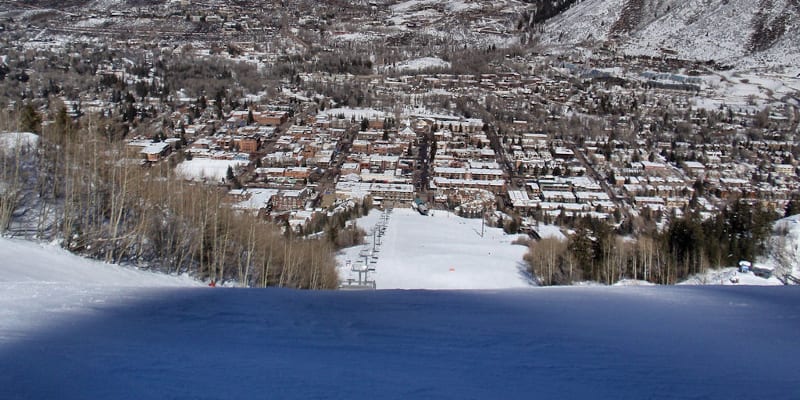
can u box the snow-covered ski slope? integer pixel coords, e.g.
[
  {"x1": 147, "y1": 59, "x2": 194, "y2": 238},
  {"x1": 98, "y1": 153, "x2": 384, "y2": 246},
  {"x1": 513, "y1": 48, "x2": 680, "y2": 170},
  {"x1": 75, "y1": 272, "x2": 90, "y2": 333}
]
[
  {"x1": 1, "y1": 237, "x2": 799, "y2": 399},
  {"x1": 0, "y1": 237, "x2": 201, "y2": 339},
  {"x1": 1, "y1": 285, "x2": 798, "y2": 399},
  {"x1": 338, "y1": 208, "x2": 532, "y2": 289},
  {"x1": 0, "y1": 237, "x2": 200, "y2": 287}
]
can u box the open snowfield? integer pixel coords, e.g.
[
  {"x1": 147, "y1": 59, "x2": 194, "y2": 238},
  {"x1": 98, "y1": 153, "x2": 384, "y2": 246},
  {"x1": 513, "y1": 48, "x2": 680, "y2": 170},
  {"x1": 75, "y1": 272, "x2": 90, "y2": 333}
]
[
  {"x1": 0, "y1": 131, "x2": 38, "y2": 154},
  {"x1": 338, "y1": 208, "x2": 532, "y2": 289},
  {"x1": 392, "y1": 57, "x2": 451, "y2": 72},
  {"x1": 319, "y1": 107, "x2": 386, "y2": 121},
  {"x1": 175, "y1": 158, "x2": 247, "y2": 182},
  {"x1": 1, "y1": 236, "x2": 799, "y2": 398}
]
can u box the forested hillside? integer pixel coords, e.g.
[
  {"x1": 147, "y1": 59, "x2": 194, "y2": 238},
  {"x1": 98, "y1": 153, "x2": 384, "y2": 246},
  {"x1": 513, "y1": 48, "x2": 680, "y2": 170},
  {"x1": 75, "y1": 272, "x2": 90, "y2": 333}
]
[
  {"x1": 0, "y1": 107, "x2": 339, "y2": 289},
  {"x1": 526, "y1": 203, "x2": 778, "y2": 285}
]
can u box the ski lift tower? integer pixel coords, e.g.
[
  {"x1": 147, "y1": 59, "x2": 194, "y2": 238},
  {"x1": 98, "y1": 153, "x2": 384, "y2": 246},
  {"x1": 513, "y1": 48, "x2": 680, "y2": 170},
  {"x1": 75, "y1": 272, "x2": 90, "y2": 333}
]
[{"x1": 351, "y1": 262, "x2": 376, "y2": 289}]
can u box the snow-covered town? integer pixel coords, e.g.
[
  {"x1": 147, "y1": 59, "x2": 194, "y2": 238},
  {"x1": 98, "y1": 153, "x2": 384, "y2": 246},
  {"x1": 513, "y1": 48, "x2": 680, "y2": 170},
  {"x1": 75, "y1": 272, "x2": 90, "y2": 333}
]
[
  {"x1": 1, "y1": 0, "x2": 800, "y2": 288},
  {"x1": 1, "y1": 0, "x2": 800, "y2": 398},
  {"x1": 0, "y1": 0, "x2": 800, "y2": 286}
]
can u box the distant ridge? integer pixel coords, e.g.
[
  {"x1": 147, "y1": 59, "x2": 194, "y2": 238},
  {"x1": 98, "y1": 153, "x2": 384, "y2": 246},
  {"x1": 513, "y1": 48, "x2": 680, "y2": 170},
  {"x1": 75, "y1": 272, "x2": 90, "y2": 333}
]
[{"x1": 535, "y1": 0, "x2": 800, "y2": 67}]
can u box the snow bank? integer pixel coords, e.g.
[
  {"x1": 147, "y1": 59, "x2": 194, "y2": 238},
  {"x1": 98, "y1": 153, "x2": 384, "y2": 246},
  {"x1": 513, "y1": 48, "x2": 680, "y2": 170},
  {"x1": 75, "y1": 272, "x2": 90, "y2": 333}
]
[
  {"x1": 0, "y1": 237, "x2": 199, "y2": 342},
  {"x1": 0, "y1": 132, "x2": 39, "y2": 155},
  {"x1": 680, "y1": 267, "x2": 783, "y2": 286}
]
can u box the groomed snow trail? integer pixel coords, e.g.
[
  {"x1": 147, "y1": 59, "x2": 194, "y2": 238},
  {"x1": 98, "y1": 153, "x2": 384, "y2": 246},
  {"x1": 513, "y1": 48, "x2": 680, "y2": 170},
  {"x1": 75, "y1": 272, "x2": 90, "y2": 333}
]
[{"x1": 338, "y1": 208, "x2": 532, "y2": 289}]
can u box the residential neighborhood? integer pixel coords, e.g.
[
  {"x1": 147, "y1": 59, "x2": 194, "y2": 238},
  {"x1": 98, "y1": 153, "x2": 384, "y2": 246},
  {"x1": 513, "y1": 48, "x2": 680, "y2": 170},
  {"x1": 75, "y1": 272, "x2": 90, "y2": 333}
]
[{"x1": 0, "y1": 0, "x2": 798, "y2": 287}]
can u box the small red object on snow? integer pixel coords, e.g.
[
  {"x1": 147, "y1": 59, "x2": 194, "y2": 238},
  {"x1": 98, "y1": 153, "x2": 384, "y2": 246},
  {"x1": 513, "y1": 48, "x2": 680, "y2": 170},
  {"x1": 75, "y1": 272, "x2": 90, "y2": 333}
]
[{"x1": 208, "y1": 280, "x2": 216, "y2": 287}]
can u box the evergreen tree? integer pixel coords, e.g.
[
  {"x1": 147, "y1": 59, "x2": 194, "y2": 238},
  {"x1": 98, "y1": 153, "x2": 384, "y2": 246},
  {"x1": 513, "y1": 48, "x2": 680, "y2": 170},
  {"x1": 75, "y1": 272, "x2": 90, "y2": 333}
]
[
  {"x1": 567, "y1": 225, "x2": 593, "y2": 280},
  {"x1": 53, "y1": 106, "x2": 72, "y2": 142},
  {"x1": 667, "y1": 215, "x2": 705, "y2": 277},
  {"x1": 325, "y1": 222, "x2": 339, "y2": 245},
  {"x1": 785, "y1": 197, "x2": 800, "y2": 217}
]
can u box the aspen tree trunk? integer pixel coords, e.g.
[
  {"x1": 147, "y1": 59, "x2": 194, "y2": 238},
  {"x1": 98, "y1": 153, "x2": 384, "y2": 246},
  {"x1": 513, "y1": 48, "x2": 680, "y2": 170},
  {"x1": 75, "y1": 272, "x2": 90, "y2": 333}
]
[
  {"x1": 210, "y1": 200, "x2": 219, "y2": 282},
  {"x1": 88, "y1": 120, "x2": 102, "y2": 250},
  {"x1": 262, "y1": 250, "x2": 272, "y2": 288},
  {"x1": 106, "y1": 150, "x2": 130, "y2": 263},
  {"x1": 0, "y1": 137, "x2": 23, "y2": 232},
  {"x1": 35, "y1": 125, "x2": 54, "y2": 238},
  {"x1": 199, "y1": 189, "x2": 210, "y2": 280},
  {"x1": 61, "y1": 136, "x2": 77, "y2": 245},
  {"x1": 217, "y1": 209, "x2": 232, "y2": 283},
  {"x1": 241, "y1": 222, "x2": 257, "y2": 287},
  {"x1": 309, "y1": 243, "x2": 320, "y2": 289},
  {"x1": 278, "y1": 242, "x2": 288, "y2": 287},
  {"x1": 632, "y1": 244, "x2": 638, "y2": 281}
]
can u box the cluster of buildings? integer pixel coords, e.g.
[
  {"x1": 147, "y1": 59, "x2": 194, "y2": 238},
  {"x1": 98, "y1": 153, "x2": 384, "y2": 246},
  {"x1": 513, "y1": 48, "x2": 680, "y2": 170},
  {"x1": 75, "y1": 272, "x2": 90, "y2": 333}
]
[
  {"x1": 6, "y1": 0, "x2": 799, "y2": 236},
  {"x1": 117, "y1": 55, "x2": 799, "y2": 234}
]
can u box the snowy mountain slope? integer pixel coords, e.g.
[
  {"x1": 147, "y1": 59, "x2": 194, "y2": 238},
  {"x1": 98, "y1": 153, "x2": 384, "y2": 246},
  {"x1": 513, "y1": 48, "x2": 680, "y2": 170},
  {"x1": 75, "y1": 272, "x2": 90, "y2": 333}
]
[
  {"x1": 0, "y1": 237, "x2": 199, "y2": 344},
  {"x1": 0, "y1": 237, "x2": 199, "y2": 286},
  {"x1": 537, "y1": 0, "x2": 624, "y2": 46},
  {"x1": 538, "y1": 0, "x2": 800, "y2": 68},
  {"x1": 1, "y1": 283, "x2": 798, "y2": 399},
  {"x1": 1, "y1": 224, "x2": 799, "y2": 398},
  {"x1": 337, "y1": 208, "x2": 532, "y2": 289}
]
